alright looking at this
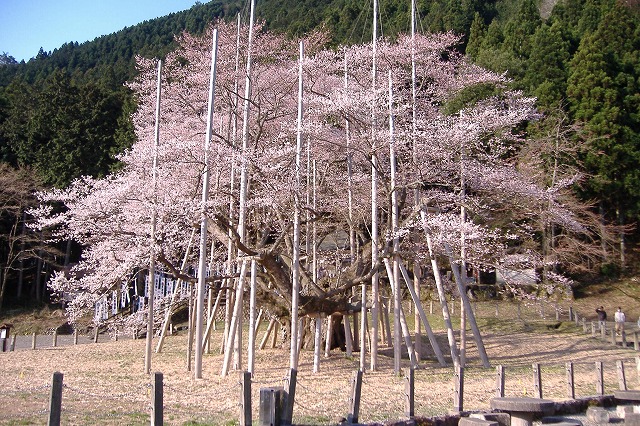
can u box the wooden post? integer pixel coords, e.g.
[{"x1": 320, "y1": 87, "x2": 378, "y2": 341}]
[
  {"x1": 496, "y1": 365, "x2": 505, "y2": 397},
  {"x1": 601, "y1": 323, "x2": 606, "y2": 339},
  {"x1": 634, "y1": 332, "x2": 639, "y2": 351},
  {"x1": 591, "y1": 322, "x2": 596, "y2": 336},
  {"x1": 454, "y1": 364, "x2": 464, "y2": 413},
  {"x1": 569, "y1": 307, "x2": 574, "y2": 321},
  {"x1": 566, "y1": 362, "x2": 575, "y2": 399},
  {"x1": 52, "y1": 329, "x2": 57, "y2": 347},
  {"x1": 404, "y1": 367, "x2": 414, "y2": 418},
  {"x1": 47, "y1": 372, "x2": 63, "y2": 426},
  {"x1": 533, "y1": 363, "x2": 542, "y2": 399},
  {"x1": 575, "y1": 312, "x2": 579, "y2": 326},
  {"x1": 259, "y1": 387, "x2": 284, "y2": 426},
  {"x1": 282, "y1": 369, "x2": 297, "y2": 426},
  {"x1": 259, "y1": 318, "x2": 276, "y2": 350},
  {"x1": 611, "y1": 329, "x2": 616, "y2": 345},
  {"x1": 343, "y1": 314, "x2": 354, "y2": 358},
  {"x1": 73, "y1": 329, "x2": 78, "y2": 345},
  {"x1": 32, "y1": 332, "x2": 36, "y2": 350},
  {"x1": 10, "y1": 334, "x2": 16, "y2": 351},
  {"x1": 582, "y1": 318, "x2": 587, "y2": 333},
  {"x1": 636, "y1": 356, "x2": 640, "y2": 382},
  {"x1": 617, "y1": 360, "x2": 627, "y2": 390},
  {"x1": 94, "y1": 326, "x2": 99, "y2": 343},
  {"x1": 622, "y1": 330, "x2": 627, "y2": 346},
  {"x1": 240, "y1": 371, "x2": 252, "y2": 426},
  {"x1": 271, "y1": 321, "x2": 278, "y2": 349},
  {"x1": 596, "y1": 361, "x2": 604, "y2": 395},
  {"x1": 324, "y1": 315, "x2": 333, "y2": 357},
  {"x1": 313, "y1": 317, "x2": 322, "y2": 373},
  {"x1": 152, "y1": 372, "x2": 163, "y2": 426},
  {"x1": 347, "y1": 370, "x2": 363, "y2": 424}
]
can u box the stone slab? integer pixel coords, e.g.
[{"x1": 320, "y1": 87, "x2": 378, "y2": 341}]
[
  {"x1": 614, "y1": 389, "x2": 640, "y2": 401},
  {"x1": 469, "y1": 412, "x2": 510, "y2": 426},
  {"x1": 490, "y1": 397, "x2": 555, "y2": 414},
  {"x1": 458, "y1": 418, "x2": 498, "y2": 426},
  {"x1": 585, "y1": 406, "x2": 609, "y2": 423},
  {"x1": 626, "y1": 412, "x2": 640, "y2": 426},
  {"x1": 541, "y1": 415, "x2": 583, "y2": 425}
]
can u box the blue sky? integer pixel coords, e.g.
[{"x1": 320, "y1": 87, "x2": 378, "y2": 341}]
[{"x1": 1, "y1": 0, "x2": 199, "y2": 62}]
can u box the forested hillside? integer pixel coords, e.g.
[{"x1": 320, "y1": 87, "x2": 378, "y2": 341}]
[{"x1": 0, "y1": 0, "x2": 638, "y2": 310}]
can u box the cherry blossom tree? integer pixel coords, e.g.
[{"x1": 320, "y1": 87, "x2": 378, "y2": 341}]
[{"x1": 33, "y1": 20, "x2": 604, "y2": 369}]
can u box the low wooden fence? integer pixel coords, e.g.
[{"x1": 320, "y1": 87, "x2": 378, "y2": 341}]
[{"x1": 8, "y1": 355, "x2": 640, "y2": 426}]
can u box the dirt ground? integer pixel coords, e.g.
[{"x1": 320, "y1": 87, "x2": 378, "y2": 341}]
[{"x1": 1, "y1": 299, "x2": 639, "y2": 426}]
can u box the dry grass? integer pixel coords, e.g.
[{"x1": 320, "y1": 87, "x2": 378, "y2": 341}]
[{"x1": 2, "y1": 297, "x2": 640, "y2": 426}]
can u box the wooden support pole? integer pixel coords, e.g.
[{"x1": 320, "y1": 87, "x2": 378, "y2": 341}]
[
  {"x1": 324, "y1": 315, "x2": 333, "y2": 357},
  {"x1": 582, "y1": 318, "x2": 587, "y2": 333},
  {"x1": 496, "y1": 365, "x2": 505, "y2": 397},
  {"x1": 591, "y1": 322, "x2": 596, "y2": 336},
  {"x1": 404, "y1": 367, "x2": 415, "y2": 418},
  {"x1": 48, "y1": 372, "x2": 63, "y2": 426},
  {"x1": 596, "y1": 361, "x2": 604, "y2": 395},
  {"x1": 634, "y1": 332, "x2": 639, "y2": 351},
  {"x1": 566, "y1": 362, "x2": 575, "y2": 399},
  {"x1": 94, "y1": 326, "x2": 99, "y2": 343},
  {"x1": 73, "y1": 329, "x2": 78, "y2": 345},
  {"x1": 313, "y1": 317, "x2": 322, "y2": 373},
  {"x1": 533, "y1": 363, "x2": 542, "y2": 399},
  {"x1": 10, "y1": 334, "x2": 16, "y2": 351},
  {"x1": 32, "y1": 332, "x2": 37, "y2": 350},
  {"x1": 343, "y1": 314, "x2": 354, "y2": 358},
  {"x1": 347, "y1": 370, "x2": 363, "y2": 424},
  {"x1": 271, "y1": 321, "x2": 278, "y2": 349},
  {"x1": 282, "y1": 369, "x2": 297, "y2": 426},
  {"x1": 259, "y1": 318, "x2": 276, "y2": 350},
  {"x1": 240, "y1": 371, "x2": 252, "y2": 426},
  {"x1": 617, "y1": 360, "x2": 627, "y2": 390},
  {"x1": 152, "y1": 372, "x2": 163, "y2": 426},
  {"x1": 52, "y1": 329, "x2": 57, "y2": 347},
  {"x1": 454, "y1": 364, "x2": 464, "y2": 413},
  {"x1": 569, "y1": 306, "x2": 574, "y2": 321}
]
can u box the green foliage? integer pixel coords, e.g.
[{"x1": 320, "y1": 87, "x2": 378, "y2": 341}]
[
  {"x1": 442, "y1": 82, "x2": 500, "y2": 115},
  {"x1": 566, "y1": 3, "x2": 640, "y2": 219}
]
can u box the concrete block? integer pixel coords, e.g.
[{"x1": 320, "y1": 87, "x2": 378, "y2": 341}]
[
  {"x1": 617, "y1": 404, "x2": 634, "y2": 418},
  {"x1": 458, "y1": 418, "x2": 498, "y2": 426},
  {"x1": 469, "y1": 412, "x2": 510, "y2": 426},
  {"x1": 586, "y1": 406, "x2": 610, "y2": 423},
  {"x1": 626, "y1": 413, "x2": 640, "y2": 426},
  {"x1": 541, "y1": 415, "x2": 583, "y2": 425}
]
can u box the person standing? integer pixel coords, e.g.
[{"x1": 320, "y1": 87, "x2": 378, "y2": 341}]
[
  {"x1": 596, "y1": 306, "x2": 607, "y2": 330},
  {"x1": 614, "y1": 307, "x2": 626, "y2": 336}
]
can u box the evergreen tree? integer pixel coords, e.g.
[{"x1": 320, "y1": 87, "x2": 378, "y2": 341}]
[
  {"x1": 567, "y1": 4, "x2": 640, "y2": 221},
  {"x1": 466, "y1": 12, "x2": 487, "y2": 58},
  {"x1": 524, "y1": 21, "x2": 571, "y2": 110}
]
